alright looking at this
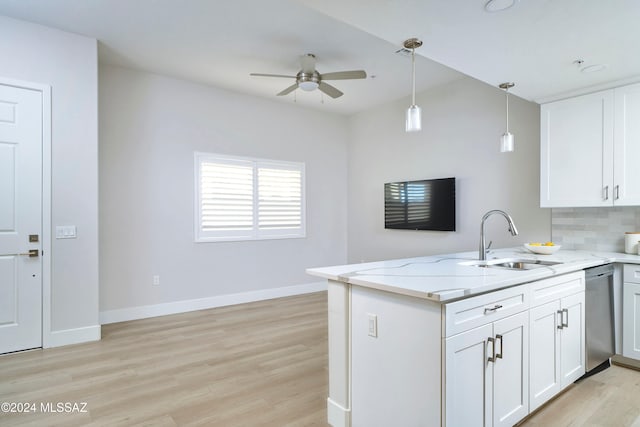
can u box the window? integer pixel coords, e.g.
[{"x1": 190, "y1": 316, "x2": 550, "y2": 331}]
[{"x1": 195, "y1": 152, "x2": 305, "y2": 242}]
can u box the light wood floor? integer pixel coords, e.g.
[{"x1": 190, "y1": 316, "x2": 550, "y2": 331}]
[
  {"x1": 519, "y1": 362, "x2": 640, "y2": 427},
  {"x1": 1, "y1": 292, "x2": 328, "y2": 426},
  {"x1": 2, "y1": 291, "x2": 640, "y2": 426}
]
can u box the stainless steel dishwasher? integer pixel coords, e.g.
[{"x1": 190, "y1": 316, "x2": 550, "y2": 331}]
[{"x1": 583, "y1": 264, "x2": 615, "y2": 376}]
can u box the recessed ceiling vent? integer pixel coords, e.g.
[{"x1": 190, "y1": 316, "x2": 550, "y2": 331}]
[{"x1": 484, "y1": 0, "x2": 517, "y2": 13}]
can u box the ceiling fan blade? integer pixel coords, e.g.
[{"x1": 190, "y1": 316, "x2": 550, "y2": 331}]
[
  {"x1": 250, "y1": 73, "x2": 296, "y2": 78},
  {"x1": 277, "y1": 83, "x2": 298, "y2": 96},
  {"x1": 318, "y1": 82, "x2": 343, "y2": 99},
  {"x1": 301, "y1": 54, "x2": 317, "y2": 74},
  {"x1": 320, "y1": 70, "x2": 367, "y2": 80}
]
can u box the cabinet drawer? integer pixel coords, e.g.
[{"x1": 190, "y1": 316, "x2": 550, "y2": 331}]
[
  {"x1": 443, "y1": 284, "x2": 528, "y2": 337},
  {"x1": 530, "y1": 271, "x2": 585, "y2": 308},
  {"x1": 624, "y1": 264, "x2": 640, "y2": 284}
]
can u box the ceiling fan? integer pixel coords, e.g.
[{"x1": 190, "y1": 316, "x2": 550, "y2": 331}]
[{"x1": 250, "y1": 53, "x2": 367, "y2": 99}]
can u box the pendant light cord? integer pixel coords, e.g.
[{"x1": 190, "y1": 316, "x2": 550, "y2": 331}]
[
  {"x1": 505, "y1": 88, "x2": 509, "y2": 133},
  {"x1": 411, "y1": 48, "x2": 416, "y2": 106}
]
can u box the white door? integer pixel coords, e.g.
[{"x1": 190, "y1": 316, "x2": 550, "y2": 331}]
[
  {"x1": 444, "y1": 323, "x2": 493, "y2": 427},
  {"x1": 529, "y1": 300, "x2": 561, "y2": 411},
  {"x1": 493, "y1": 311, "x2": 529, "y2": 427},
  {"x1": 0, "y1": 84, "x2": 42, "y2": 354},
  {"x1": 560, "y1": 292, "x2": 586, "y2": 388},
  {"x1": 614, "y1": 83, "x2": 640, "y2": 205}
]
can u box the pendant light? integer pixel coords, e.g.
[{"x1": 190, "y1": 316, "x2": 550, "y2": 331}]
[
  {"x1": 404, "y1": 38, "x2": 423, "y2": 132},
  {"x1": 499, "y1": 82, "x2": 515, "y2": 152}
]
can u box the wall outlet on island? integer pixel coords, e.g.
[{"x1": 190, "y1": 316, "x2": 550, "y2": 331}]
[
  {"x1": 367, "y1": 313, "x2": 378, "y2": 338},
  {"x1": 152, "y1": 275, "x2": 160, "y2": 286}
]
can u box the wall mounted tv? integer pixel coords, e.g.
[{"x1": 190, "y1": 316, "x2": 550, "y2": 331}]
[{"x1": 384, "y1": 177, "x2": 456, "y2": 231}]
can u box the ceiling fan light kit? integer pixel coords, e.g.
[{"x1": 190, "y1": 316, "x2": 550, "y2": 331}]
[
  {"x1": 297, "y1": 69, "x2": 320, "y2": 91},
  {"x1": 404, "y1": 37, "x2": 423, "y2": 132},
  {"x1": 499, "y1": 82, "x2": 515, "y2": 152},
  {"x1": 250, "y1": 53, "x2": 366, "y2": 100}
]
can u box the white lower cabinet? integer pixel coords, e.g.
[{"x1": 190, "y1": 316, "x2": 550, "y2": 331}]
[
  {"x1": 444, "y1": 311, "x2": 529, "y2": 427},
  {"x1": 559, "y1": 292, "x2": 586, "y2": 386},
  {"x1": 329, "y1": 271, "x2": 586, "y2": 427},
  {"x1": 623, "y1": 265, "x2": 640, "y2": 360},
  {"x1": 529, "y1": 273, "x2": 585, "y2": 412},
  {"x1": 623, "y1": 282, "x2": 640, "y2": 359}
]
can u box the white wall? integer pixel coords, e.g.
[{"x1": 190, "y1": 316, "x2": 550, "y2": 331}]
[
  {"x1": 0, "y1": 17, "x2": 99, "y2": 340},
  {"x1": 347, "y1": 77, "x2": 550, "y2": 262},
  {"x1": 99, "y1": 65, "x2": 348, "y2": 316}
]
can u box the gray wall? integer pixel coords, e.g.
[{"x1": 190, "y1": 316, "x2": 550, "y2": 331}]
[
  {"x1": 347, "y1": 77, "x2": 551, "y2": 262},
  {"x1": 99, "y1": 65, "x2": 348, "y2": 312},
  {"x1": 0, "y1": 16, "x2": 99, "y2": 335}
]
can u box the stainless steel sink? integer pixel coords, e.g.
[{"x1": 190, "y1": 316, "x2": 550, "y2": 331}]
[{"x1": 459, "y1": 258, "x2": 563, "y2": 271}]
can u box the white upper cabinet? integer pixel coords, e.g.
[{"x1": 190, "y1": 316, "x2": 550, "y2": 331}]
[
  {"x1": 614, "y1": 84, "x2": 640, "y2": 205},
  {"x1": 540, "y1": 82, "x2": 640, "y2": 207},
  {"x1": 540, "y1": 90, "x2": 614, "y2": 207}
]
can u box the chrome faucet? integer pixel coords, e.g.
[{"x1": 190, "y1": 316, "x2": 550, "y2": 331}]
[{"x1": 479, "y1": 210, "x2": 519, "y2": 260}]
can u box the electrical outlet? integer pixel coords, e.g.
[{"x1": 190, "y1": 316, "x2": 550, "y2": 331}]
[
  {"x1": 367, "y1": 313, "x2": 378, "y2": 338},
  {"x1": 152, "y1": 275, "x2": 160, "y2": 286}
]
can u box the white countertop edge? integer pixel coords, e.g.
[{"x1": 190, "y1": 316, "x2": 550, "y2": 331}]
[{"x1": 307, "y1": 249, "x2": 640, "y2": 303}]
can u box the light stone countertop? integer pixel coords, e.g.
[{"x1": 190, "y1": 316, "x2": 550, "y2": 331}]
[{"x1": 306, "y1": 247, "x2": 640, "y2": 302}]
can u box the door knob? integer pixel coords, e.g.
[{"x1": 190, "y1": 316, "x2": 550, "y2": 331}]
[{"x1": 15, "y1": 249, "x2": 39, "y2": 258}]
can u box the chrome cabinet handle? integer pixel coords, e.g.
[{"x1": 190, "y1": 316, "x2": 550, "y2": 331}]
[
  {"x1": 603, "y1": 186, "x2": 609, "y2": 201},
  {"x1": 557, "y1": 310, "x2": 564, "y2": 329},
  {"x1": 495, "y1": 334, "x2": 503, "y2": 360},
  {"x1": 488, "y1": 337, "x2": 496, "y2": 363},
  {"x1": 615, "y1": 185, "x2": 620, "y2": 200},
  {"x1": 484, "y1": 304, "x2": 503, "y2": 314},
  {"x1": 562, "y1": 308, "x2": 569, "y2": 328}
]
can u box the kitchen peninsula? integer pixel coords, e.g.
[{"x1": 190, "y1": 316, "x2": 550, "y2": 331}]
[{"x1": 307, "y1": 248, "x2": 640, "y2": 427}]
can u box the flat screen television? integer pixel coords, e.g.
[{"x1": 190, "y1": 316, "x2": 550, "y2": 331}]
[{"x1": 384, "y1": 177, "x2": 456, "y2": 231}]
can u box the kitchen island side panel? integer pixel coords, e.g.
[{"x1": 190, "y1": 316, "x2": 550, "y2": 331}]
[
  {"x1": 350, "y1": 286, "x2": 442, "y2": 427},
  {"x1": 328, "y1": 280, "x2": 351, "y2": 427}
]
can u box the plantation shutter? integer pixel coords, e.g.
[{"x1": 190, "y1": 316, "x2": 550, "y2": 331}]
[
  {"x1": 198, "y1": 158, "x2": 254, "y2": 238},
  {"x1": 195, "y1": 153, "x2": 305, "y2": 241},
  {"x1": 258, "y1": 165, "x2": 303, "y2": 233}
]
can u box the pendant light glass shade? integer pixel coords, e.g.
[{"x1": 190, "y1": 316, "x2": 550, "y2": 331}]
[
  {"x1": 406, "y1": 105, "x2": 422, "y2": 132},
  {"x1": 499, "y1": 82, "x2": 515, "y2": 152},
  {"x1": 500, "y1": 132, "x2": 514, "y2": 152},
  {"x1": 404, "y1": 38, "x2": 423, "y2": 133}
]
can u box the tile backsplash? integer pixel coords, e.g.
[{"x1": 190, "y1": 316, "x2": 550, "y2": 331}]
[{"x1": 551, "y1": 207, "x2": 640, "y2": 252}]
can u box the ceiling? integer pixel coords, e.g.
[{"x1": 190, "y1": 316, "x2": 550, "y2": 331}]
[{"x1": 0, "y1": 0, "x2": 638, "y2": 114}]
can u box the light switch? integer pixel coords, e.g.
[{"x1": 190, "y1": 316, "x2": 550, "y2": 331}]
[
  {"x1": 367, "y1": 313, "x2": 378, "y2": 338},
  {"x1": 55, "y1": 225, "x2": 77, "y2": 239}
]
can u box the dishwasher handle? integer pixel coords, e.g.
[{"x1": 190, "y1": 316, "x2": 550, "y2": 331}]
[{"x1": 584, "y1": 264, "x2": 614, "y2": 280}]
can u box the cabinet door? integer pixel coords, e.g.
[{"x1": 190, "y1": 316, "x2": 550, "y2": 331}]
[
  {"x1": 493, "y1": 311, "x2": 529, "y2": 427},
  {"x1": 614, "y1": 83, "x2": 640, "y2": 205},
  {"x1": 529, "y1": 300, "x2": 561, "y2": 411},
  {"x1": 560, "y1": 292, "x2": 586, "y2": 388},
  {"x1": 623, "y1": 282, "x2": 640, "y2": 360},
  {"x1": 445, "y1": 323, "x2": 493, "y2": 427},
  {"x1": 540, "y1": 90, "x2": 614, "y2": 207}
]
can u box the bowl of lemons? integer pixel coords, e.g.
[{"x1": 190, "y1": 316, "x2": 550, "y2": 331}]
[{"x1": 524, "y1": 242, "x2": 561, "y2": 255}]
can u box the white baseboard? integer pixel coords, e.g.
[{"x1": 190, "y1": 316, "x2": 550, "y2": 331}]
[
  {"x1": 327, "y1": 397, "x2": 351, "y2": 427},
  {"x1": 100, "y1": 281, "x2": 327, "y2": 325},
  {"x1": 46, "y1": 325, "x2": 101, "y2": 348}
]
